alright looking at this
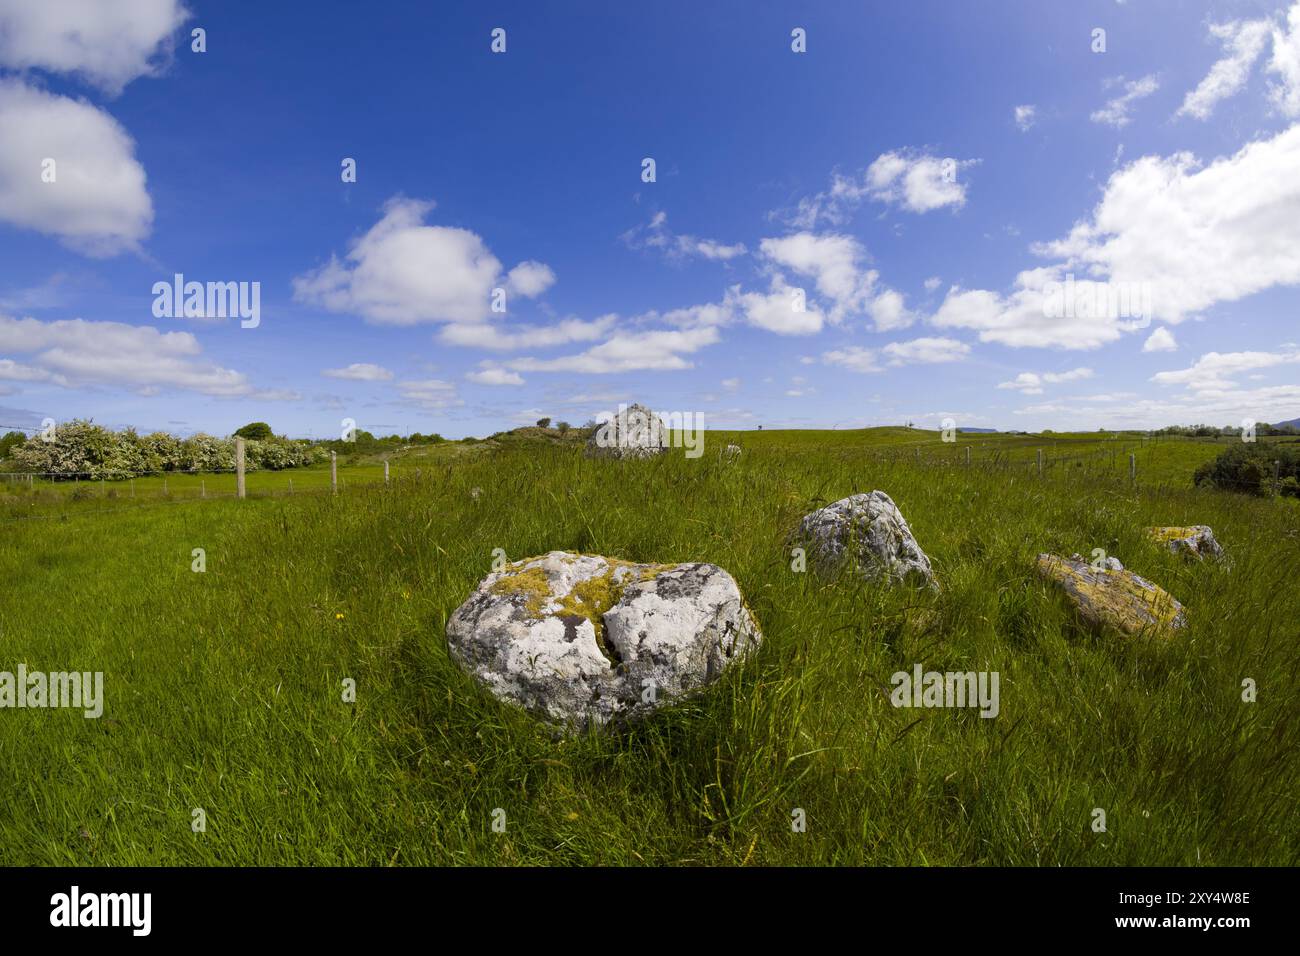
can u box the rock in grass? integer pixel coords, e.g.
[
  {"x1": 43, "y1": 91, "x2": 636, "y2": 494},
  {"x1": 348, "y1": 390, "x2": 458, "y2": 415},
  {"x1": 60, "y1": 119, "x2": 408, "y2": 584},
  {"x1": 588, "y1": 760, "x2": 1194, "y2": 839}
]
[
  {"x1": 1148, "y1": 525, "x2": 1223, "y2": 561},
  {"x1": 1070, "y1": 551, "x2": 1123, "y2": 571},
  {"x1": 1035, "y1": 553, "x2": 1185, "y2": 636},
  {"x1": 723, "y1": 443, "x2": 742, "y2": 459},
  {"x1": 797, "y1": 491, "x2": 935, "y2": 587},
  {"x1": 584, "y1": 403, "x2": 667, "y2": 459},
  {"x1": 445, "y1": 551, "x2": 761, "y2": 731}
]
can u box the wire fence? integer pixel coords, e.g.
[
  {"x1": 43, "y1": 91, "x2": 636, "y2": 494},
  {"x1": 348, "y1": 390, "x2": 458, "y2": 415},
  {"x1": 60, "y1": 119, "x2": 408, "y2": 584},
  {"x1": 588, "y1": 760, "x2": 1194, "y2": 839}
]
[{"x1": 0, "y1": 436, "x2": 1203, "y2": 527}]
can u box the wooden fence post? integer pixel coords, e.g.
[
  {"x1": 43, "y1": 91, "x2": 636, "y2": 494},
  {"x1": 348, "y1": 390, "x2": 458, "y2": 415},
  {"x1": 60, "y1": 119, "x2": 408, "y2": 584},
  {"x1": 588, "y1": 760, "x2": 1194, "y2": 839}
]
[
  {"x1": 1274, "y1": 460, "x2": 1281, "y2": 495},
  {"x1": 1037, "y1": 448, "x2": 1043, "y2": 476},
  {"x1": 384, "y1": 459, "x2": 390, "y2": 485},
  {"x1": 1129, "y1": 453, "x2": 1136, "y2": 483},
  {"x1": 236, "y1": 437, "x2": 246, "y2": 499},
  {"x1": 201, "y1": 479, "x2": 206, "y2": 498},
  {"x1": 331, "y1": 452, "x2": 337, "y2": 496},
  {"x1": 965, "y1": 446, "x2": 971, "y2": 466}
]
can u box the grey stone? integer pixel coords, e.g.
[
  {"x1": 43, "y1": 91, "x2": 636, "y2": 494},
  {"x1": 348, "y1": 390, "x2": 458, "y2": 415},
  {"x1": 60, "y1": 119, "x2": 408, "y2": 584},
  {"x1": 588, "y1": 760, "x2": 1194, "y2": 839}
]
[
  {"x1": 446, "y1": 551, "x2": 761, "y2": 731},
  {"x1": 797, "y1": 491, "x2": 936, "y2": 587},
  {"x1": 584, "y1": 403, "x2": 668, "y2": 459},
  {"x1": 1149, "y1": 525, "x2": 1224, "y2": 560}
]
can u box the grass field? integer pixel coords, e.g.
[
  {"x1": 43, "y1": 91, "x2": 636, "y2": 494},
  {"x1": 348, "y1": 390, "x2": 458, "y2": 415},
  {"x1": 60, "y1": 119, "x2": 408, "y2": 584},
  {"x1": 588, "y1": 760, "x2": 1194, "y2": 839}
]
[{"x1": 1, "y1": 428, "x2": 1297, "y2": 865}]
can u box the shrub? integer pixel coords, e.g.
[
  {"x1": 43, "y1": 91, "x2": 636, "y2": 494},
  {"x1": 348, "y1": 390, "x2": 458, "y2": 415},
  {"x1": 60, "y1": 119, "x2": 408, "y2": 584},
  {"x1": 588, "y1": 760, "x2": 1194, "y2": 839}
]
[
  {"x1": 1193, "y1": 443, "x2": 1300, "y2": 496},
  {"x1": 8, "y1": 420, "x2": 322, "y2": 479}
]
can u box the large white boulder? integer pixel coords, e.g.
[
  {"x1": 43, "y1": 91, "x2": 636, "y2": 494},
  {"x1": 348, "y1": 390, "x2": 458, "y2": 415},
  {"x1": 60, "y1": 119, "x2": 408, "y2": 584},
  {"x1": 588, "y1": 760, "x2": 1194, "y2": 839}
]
[
  {"x1": 797, "y1": 490, "x2": 936, "y2": 587},
  {"x1": 446, "y1": 551, "x2": 761, "y2": 731},
  {"x1": 584, "y1": 403, "x2": 668, "y2": 459}
]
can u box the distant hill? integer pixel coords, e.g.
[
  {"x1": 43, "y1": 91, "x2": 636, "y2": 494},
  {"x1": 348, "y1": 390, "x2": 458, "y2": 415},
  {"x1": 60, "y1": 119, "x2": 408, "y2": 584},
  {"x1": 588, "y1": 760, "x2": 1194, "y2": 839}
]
[
  {"x1": 958, "y1": 427, "x2": 998, "y2": 434},
  {"x1": 1274, "y1": 417, "x2": 1300, "y2": 430}
]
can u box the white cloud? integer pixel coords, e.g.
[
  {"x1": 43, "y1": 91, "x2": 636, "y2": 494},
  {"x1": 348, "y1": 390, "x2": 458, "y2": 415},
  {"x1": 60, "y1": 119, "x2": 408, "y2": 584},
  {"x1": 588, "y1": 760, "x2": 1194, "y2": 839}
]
[
  {"x1": 864, "y1": 150, "x2": 972, "y2": 213},
  {"x1": 781, "y1": 151, "x2": 974, "y2": 226},
  {"x1": 1268, "y1": 2, "x2": 1300, "y2": 116},
  {"x1": 293, "y1": 197, "x2": 553, "y2": 326},
  {"x1": 997, "y1": 367, "x2": 1094, "y2": 394},
  {"x1": 1091, "y1": 74, "x2": 1160, "y2": 128},
  {"x1": 0, "y1": 79, "x2": 152, "y2": 256},
  {"x1": 727, "y1": 279, "x2": 826, "y2": 335},
  {"x1": 1151, "y1": 348, "x2": 1300, "y2": 390},
  {"x1": 622, "y1": 211, "x2": 747, "y2": 261},
  {"x1": 439, "y1": 314, "x2": 616, "y2": 351},
  {"x1": 1177, "y1": 19, "x2": 1270, "y2": 120},
  {"x1": 1039, "y1": 125, "x2": 1300, "y2": 322},
  {"x1": 758, "y1": 232, "x2": 913, "y2": 330},
  {"x1": 0, "y1": 0, "x2": 188, "y2": 95},
  {"x1": 322, "y1": 363, "x2": 393, "y2": 382},
  {"x1": 1143, "y1": 327, "x2": 1178, "y2": 352},
  {"x1": 1014, "y1": 104, "x2": 1037, "y2": 131},
  {"x1": 0, "y1": 357, "x2": 51, "y2": 382},
  {"x1": 821, "y1": 346, "x2": 881, "y2": 374},
  {"x1": 882, "y1": 337, "x2": 970, "y2": 366},
  {"x1": 721, "y1": 377, "x2": 740, "y2": 391},
  {"x1": 506, "y1": 326, "x2": 719, "y2": 374},
  {"x1": 759, "y1": 233, "x2": 873, "y2": 321},
  {"x1": 924, "y1": 276, "x2": 942, "y2": 292},
  {"x1": 467, "y1": 366, "x2": 525, "y2": 386},
  {"x1": 0, "y1": 314, "x2": 287, "y2": 398},
  {"x1": 504, "y1": 260, "x2": 556, "y2": 298},
  {"x1": 397, "y1": 378, "x2": 461, "y2": 409},
  {"x1": 933, "y1": 124, "x2": 1300, "y2": 349}
]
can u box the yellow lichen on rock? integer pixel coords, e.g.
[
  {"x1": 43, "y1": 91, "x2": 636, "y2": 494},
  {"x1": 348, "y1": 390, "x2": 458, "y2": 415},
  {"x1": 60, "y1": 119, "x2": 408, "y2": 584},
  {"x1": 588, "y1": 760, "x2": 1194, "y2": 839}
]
[
  {"x1": 488, "y1": 564, "x2": 551, "y2": 616},
  {"x1": 1035, "y1": 553, "x2": 1185, "y2": 636},
  {"x1": 487, "y1": 553, "x2": 677, "y2": 662}
]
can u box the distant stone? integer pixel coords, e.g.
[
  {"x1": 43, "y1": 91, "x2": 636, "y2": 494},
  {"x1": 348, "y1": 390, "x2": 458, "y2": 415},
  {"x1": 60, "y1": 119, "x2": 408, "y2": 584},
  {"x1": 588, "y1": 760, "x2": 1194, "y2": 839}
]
[
  {"x1": 1036, "y1": 553, "x2": 1185, "y2": 636},
  {"x1": 797, "y1": 491, "x2": 936, "y2": 587},
  {"x1": 445, "y1": 551, "x2": 761, "y2": 731},
  {"x1": 1070, "y1": 552, "x2": 1124, "y2": 571},
  {"x1": 584, "y1": 403, "x2": 668, "y2": 459},
  {"x1": 1148, "y1": 526, "x2": 1223, "y2": 561}
]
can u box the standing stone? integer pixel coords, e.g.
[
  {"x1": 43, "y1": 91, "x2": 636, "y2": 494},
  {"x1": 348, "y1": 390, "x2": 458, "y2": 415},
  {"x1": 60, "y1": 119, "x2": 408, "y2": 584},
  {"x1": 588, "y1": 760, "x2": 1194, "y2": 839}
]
[
  {"x1": 584, "y1": 403, "x2": 668, "y2": 459},
  {"x1": 446, "y1": 551, "x2": 761, "y2": 731},
  {"x1": 796, "y1": 490, "x2": 936, "y2": 587},
  {"x1": 1035, "y1": 553, "x2": 1185, "y2": 636},
  {"x1": 1148, "y1": 526, "x2": 1223, "y2": 560}
]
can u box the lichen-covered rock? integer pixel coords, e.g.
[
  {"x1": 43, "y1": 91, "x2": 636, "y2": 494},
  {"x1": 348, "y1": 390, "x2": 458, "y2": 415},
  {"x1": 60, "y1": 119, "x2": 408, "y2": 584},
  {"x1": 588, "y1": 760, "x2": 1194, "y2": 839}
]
[
  {"x1": 1036, "y1": 553, "x2": 1185, "y2": 636},
  {"x1": 1148, "y1": 525, "x2": 1223, "y2": 560},
  {"x1": 797, "y1": 491, "x2": 935, "y2": 587},
  {"x1": 445, "y1": 551, "x2": 761, "y2": 731},
  {"x1": 1070, "y1": 552, "x2": 1124, "y2": 571},
  {"x1": 723, "y1": 443, "x2": 742, "y2": 458},
  {"x1": 584, "y1": 403, "x2": 667, "y2": 459}
]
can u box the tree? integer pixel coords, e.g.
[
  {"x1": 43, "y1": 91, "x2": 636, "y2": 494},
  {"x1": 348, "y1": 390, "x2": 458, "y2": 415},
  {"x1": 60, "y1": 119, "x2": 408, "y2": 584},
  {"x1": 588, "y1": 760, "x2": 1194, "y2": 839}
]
[
  {"x1": 0, "y1": 430, "x2": 26, "y2": 459},
  {"x1": 555, "y1": 421, "x2": 571, "y2": 434},
  {"x1": 234, "y1": 422, "x2": 273, "y2": 441},
  {"x1": 536, "y1": 417, "x2": 552, "y2": 429}
]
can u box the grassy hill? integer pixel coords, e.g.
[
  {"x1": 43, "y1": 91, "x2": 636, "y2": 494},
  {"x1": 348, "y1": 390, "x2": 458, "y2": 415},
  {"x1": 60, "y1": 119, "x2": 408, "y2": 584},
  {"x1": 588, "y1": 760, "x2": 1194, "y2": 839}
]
[{"x1": 0, "y1": 430, "x2": 1295, "y2": 864}]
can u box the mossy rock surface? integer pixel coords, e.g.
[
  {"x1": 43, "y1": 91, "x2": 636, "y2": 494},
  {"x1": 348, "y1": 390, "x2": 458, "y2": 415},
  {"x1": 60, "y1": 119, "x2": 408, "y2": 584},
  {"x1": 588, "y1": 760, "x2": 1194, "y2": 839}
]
[
  {"x1": 1035, "y1": 553, "x2": 1186, "y2": 637},
  {"x1": 448, "y1": 551, "x2": 761, "y2": 731},
  {"x1": 1147, "y1": 525, "x2": 1224, "y2": 560}
]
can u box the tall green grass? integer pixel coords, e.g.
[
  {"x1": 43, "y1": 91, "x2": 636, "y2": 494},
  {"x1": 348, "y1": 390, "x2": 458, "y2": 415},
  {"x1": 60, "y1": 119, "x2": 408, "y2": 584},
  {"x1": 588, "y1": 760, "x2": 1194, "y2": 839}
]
[{"x1": 0, "y1": 437, "x2": 1295, "y2": 865}]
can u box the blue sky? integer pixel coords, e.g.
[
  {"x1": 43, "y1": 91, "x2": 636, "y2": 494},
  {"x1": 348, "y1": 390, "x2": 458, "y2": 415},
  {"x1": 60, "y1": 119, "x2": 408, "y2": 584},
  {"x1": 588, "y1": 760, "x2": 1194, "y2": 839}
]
[{"x1": 2, "y1": 0, "x2": 1299, "y2": 438}]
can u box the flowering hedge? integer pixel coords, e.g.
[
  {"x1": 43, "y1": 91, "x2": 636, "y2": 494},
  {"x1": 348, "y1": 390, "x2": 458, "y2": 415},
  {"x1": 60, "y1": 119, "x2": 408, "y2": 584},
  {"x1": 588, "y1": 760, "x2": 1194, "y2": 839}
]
[{"x1": 6, "y1": 420, "x2": 327, "y2": 479}]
